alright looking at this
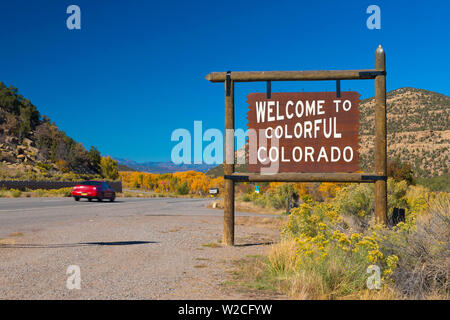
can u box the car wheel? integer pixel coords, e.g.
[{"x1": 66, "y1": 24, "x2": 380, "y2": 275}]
[
  {"x1": 109, "y1": 196, "x2": 115, "y2": 202},
  {"x1": 74, "y1": 197, "x2": 80, "y2": 201},
  {"x1": 97, "y1": 193, "x2": 105, "y2": 202},
  {"x1": 88, "y1": 198, "x2": 92, "y2": 202}
]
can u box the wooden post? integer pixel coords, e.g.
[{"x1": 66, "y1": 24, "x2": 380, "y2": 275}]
[
  {"x1": 223, "y1": 75, "x2": 235, "y2": 245},
  {"x1": 374, "y1": 45, "x2": 388, "y2": 225}
]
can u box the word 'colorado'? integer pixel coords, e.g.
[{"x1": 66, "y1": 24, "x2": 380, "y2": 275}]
[{"x1": 252, "y1": 98, "x2": 356, "y2": 164}]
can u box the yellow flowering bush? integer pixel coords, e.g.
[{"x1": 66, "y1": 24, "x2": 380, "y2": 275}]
[
  {"x1": 262, "y1": 179, "x2": 448, "y2": 299},
  {"x1": 282, "y1": 201, "x2": 399, "y2": 296}
]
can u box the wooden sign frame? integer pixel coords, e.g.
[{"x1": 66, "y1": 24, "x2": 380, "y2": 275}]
[{"x1": 206, "y1": 46, "x2": 387, "y2": 245}]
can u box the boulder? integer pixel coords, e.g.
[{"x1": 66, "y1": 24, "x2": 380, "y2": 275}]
[{"x1": 23, "y1": 138, "x2": 34, "y2": 146}]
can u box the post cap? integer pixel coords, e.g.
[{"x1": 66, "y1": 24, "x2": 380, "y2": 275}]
[{"x1": 376, "y1": 45, "x2": 385, "y2": 54}]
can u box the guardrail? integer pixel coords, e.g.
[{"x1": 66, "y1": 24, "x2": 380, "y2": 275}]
[{"x1": 0, "y1": 180, "x2": 122, "y2": 192}]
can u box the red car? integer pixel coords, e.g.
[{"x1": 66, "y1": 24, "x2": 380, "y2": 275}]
[{"x1": 72, "y1": 181, "x2": 116, "y2": 202}]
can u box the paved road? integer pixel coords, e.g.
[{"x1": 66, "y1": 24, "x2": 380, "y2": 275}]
[
  {"x1": 0, "y1": 197, "x2": 280, "y2": 299},
  {"x1": 0, "y1": 197, "x2": 273, "y2": 235},
  {"x1": 0, "y1": 197, "x2": 218, "y2": 234}
]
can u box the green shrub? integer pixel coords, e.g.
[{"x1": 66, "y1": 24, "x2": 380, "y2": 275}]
[
  {"x1": 11, "y1": 189, "x2": 22, "y2": 197},
  {"x1": 331, "y1": 178, "x2": 416, "y2": 231},
  {"x1": 266, "y1": 184, "x2": 297, "y2": 209},
  {"x1": 36, "y1": 162, "x2": 53, "y2": 171},
  {"x1": 176, "y1": 181, "x2": 189, "y2": 195},
  {"x1": 240, "y1": 193, "x2": 251, "y2": 202},
  {"x1": 416, "y1": 175, "x2": 450, "y2": 192},
  {"x1": 251, "y1": 193, "x2": 267, "y2": 208},
  {"x1": 331, "y1": 183, "x2": 374, "y2": 231},
  {"x1": 242, "y1": 183, "x2": 298, "y2": 210}
]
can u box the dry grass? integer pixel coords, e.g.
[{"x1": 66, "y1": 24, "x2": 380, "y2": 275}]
[
  {"x1": 207, "y1": 200, "x2": 282, "y2": 215},
  {"x1": 227, "y1": 255, "x2": 278, "y2": 292},
  {"x1": 117, "y1": 191, "x2": 159, "y2": 198},
  {"x1": 0, "y1": 188, "x2": 72, "y2": 198},
  {"x1": 267, "y1": 240, "x2": 298, "y2": 274},
  {"x1": 264, "y1": 240, "x2": 329, "y2": 299},
  {"x1": 235, "y1": 216, "x2": 286, "y2": 230},
  {"x1": 379, "y1": 194, "x2": 450, "y2": 299},
  {"x1": 202, "y1": 242, "x2": 222, "y2": 248},
  {"x1": 8, "y1": 232, "x2": 24, "y2": 237},
  {"x1": 230, "y1": 240, "x2": 402, "y2": 300},
  {"x1": 0, "y1": 238, "x2": 16, "y2": 245}
]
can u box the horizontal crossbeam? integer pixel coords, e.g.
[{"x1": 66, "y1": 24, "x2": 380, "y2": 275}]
[
  {"x1": 224, "y1": 173, "x2": 386, "y2": 183},
  {"x1": 205, "y1": 69, "x2": 385, "y2": 83}
]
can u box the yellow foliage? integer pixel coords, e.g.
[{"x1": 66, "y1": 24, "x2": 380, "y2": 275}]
[
  {"x1": 293, "y1": 183, "x2": 308, "y2": 197},
  {"x1": 318, "y1": 182, "x2": 341, "y2": 199},
  {"x1": 55, "y1": 159, "x2": 70, "y2": 173},
  {"x1": 119, "y1": 171, "x2": 223, "y2": 195}
]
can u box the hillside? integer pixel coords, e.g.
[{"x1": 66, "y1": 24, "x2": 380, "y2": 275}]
[
  {"x1": 207, "y1": 87, "x2": 449, "y2": 178},
  {"x1": 0, "y1": 82, "x2": 101, "y2": 178},
  {"x1": 359, "y1": 87, "x2": 449, "y2": 177}
]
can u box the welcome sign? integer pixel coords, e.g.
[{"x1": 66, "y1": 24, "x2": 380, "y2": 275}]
[{"x1": 246, "y1": 92, "x2": 360, "y2": 173}]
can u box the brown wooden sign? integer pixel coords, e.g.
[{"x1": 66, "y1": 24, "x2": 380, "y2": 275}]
[{"x1": 246, "y1": 91, "x2": 360, "y2": 173}]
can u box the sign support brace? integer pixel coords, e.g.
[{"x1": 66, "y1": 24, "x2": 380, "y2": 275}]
[{"x1": 208, "y1": 46, "x2": 388, "y2": 246}]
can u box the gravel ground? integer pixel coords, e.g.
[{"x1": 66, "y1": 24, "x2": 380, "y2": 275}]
[{"x1": 0, "y1": 197, "x2": 281, "y2": 299}]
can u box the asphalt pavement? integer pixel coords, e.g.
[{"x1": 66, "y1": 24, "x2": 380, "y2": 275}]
[
  {"x1": 0, "y1": 197, "x2": 280, "y2": 299},
  {"x1": 0, "y1": 197, "x2": 221, "y2": 235}
]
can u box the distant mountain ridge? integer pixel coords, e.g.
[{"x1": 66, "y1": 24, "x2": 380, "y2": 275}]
[{"x1": 114, "y1": 158, "x2": 215, "y2": 174}]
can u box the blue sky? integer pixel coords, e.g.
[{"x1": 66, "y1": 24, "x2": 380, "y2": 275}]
[{"x1": 0, "y1": 0, "x2": 448, "y2": 162}]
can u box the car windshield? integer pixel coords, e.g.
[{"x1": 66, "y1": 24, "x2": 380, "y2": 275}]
[{"x1": 79, "y1": 181, "x2": 101, "y2": 186}]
